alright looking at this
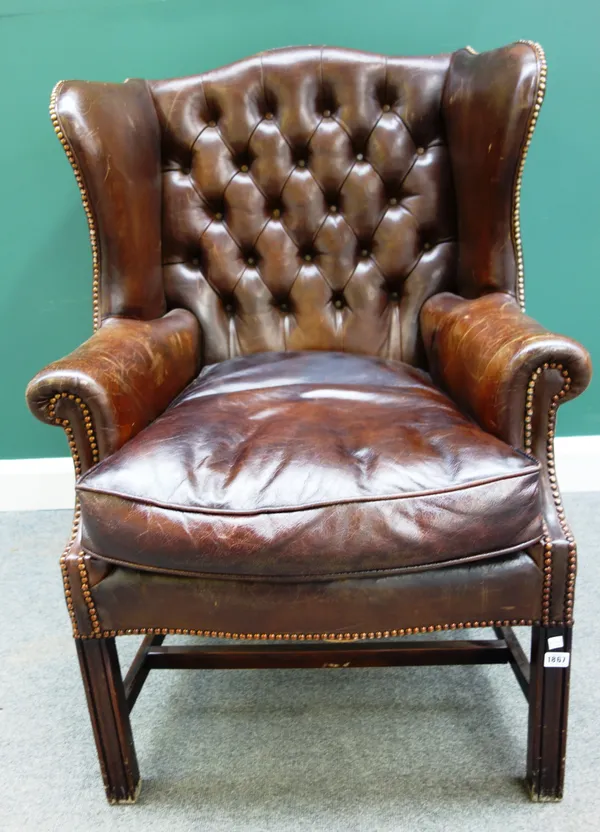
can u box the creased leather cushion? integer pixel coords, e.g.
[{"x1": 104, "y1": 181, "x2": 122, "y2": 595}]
[{"x1": 77, "y1": 351, "x2": 543, "y2": 580}]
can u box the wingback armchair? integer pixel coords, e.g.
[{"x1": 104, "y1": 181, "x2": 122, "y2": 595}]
[{"x1": 27, "y1": 42, "x2": 591, "y2": 804}]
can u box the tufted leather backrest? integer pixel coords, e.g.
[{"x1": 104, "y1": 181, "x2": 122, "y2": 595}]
[
  {"x1": 149, "y1": 48, "x2": 456, "y2": 366},
  {"x1": 53, "y1": 43, "x2": 543, "y2": 368}
]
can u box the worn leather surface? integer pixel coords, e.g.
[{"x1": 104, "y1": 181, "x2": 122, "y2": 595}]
[
  {"x1": 77, "y1": 351, "x2": 543, "y2": 579},
  {"x1": 421, "y1": 292, "x2": 592, "y2": 448},
  {"x1": 150, "y1": 47, "x2": 457, "y2": 367},
  {"x1": 27, "y1": 43, "x2": 592, "y2": 634},
  {"x1": 53, "y1": 79, "x2": 166, "y2": 323},
  {"x1": 27, "y1": 312, "x2": 201, "y2": 462},
  {"x1": 89, "y1": 551, "x2": 543, "y2": 637},
  {"x1": 443, "y1": 44, "x2": 540, "y2": 300}
]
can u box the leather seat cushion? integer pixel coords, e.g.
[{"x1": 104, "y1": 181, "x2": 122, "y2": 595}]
[{"x1": 77, "y1": 351, "x2": 543, "y2": 580}]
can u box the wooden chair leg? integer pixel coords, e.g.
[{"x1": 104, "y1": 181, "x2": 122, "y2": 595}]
[
  {"x1": 76, "y1": 637, "x2": 141, "y2": 804},
  {"x1": 526, "y1": 624, "x2": 572, "y2": 801}
]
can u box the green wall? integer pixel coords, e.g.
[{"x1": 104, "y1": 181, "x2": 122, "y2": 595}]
[{"x1": 2, "y1": 0, "x2": 598, "y2": 459}]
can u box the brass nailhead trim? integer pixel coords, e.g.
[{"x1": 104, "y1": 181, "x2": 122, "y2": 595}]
[
  {"x1": 78, "y1": 552, "x2": 101, "y2": 635},
  {"x1": 47, "y1": 392, "x2": 100, "y2": 472},
  {"x1": 60, "y1": 500, "x2": 82, "y2": 638},
  {"x1": 513, "y1": 41, "x2": 547, "y2": 311},
  {"x1": 49, "y1": 390, "x2": 102, "y2": 636},
  {"x1": 50, "y1": 82, "x2": 101, "y2": 330},
  {"x1": 74, "y1": 619, "x2": 538, "y2": 641},
  {"x1": 524, "y1": 362, "x2": 575, "y2": 624}
]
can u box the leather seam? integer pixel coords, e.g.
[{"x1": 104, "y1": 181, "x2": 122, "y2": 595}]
[
  {"x1": 77, "y1": 465, "x2": 541, "y2": 516},
  {"x1": 80, "y1": 537, "x2": 542, "y2": 582}
]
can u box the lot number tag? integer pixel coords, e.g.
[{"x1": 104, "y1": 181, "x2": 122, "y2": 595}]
[{"x1": 543, "y1": 652, "x2": 570, "y2": 668}]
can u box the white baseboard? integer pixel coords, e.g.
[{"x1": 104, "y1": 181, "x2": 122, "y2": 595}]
[
  {"x1": 0, "y1": 436, "x2": 599, "y2": 512},
  {"x1": 0, "y1": 457, "x2": 76, "y2": 512}
]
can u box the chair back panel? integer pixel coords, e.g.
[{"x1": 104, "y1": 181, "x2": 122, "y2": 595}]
[{"x1": 149, "y1": 47, "x2": 456, "y2": 365}]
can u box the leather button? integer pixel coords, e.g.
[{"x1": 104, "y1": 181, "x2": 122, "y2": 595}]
[
  {"x1": 333, "y1": 298, "x2": 344, "y2": 309},
  {"x1": 416, "y1": 147, "x2": 425, "y2": 155},
  {"x1": 297, "y1": 159, "x2": 306, "y2": 167},
  {"x1": 182, "y1": 167, "x2": 191, "y2": 176},
  {"x1": 423, "y1": 242, "x2": 432, "y2": 251},
  {"x1": 240, "y1": 164, "x2": 249, "y2": 173},
  {"x1": 279, "y1": 301, "x2": 289, "y2": 312},
  {"x1": 361, "y1": 248, "x2": 369, "y2": 257},
  {"x1": 272, "y1": 208, "x2": 281, "y2": 219},
  {"x1": 389, "y1": 197, "x2": 398, "y2": 206},
  {"x1": 224, "y1": 302, "x2": 234, "y2": 313},
  {"x1": 214, "y1": 212, "x2": 223, "y2": 221},
  {"x1": 265, "y1": 112, "x2": 274, "y2": 120},
  {"x1": 389, "y1": 289, "x2": 400, "y2": 300},
  {"x1": 247, "y1": 256, "x2": 255, "y2": 266},
  {"x1": 323, "y1": 109, "x2": 331, "y2": 118},
  {"x1": 382, "y1": 104, "x2": 391, "y2": 112},
  {"x1": 191, "y1": 257, "x2": 200, "y2": 266},
  {"x1": 329, "y1": 205, "x2": 338, "y2": 213},
  {"x1": 356, "y1": 153, "x2": 364, "y2": 161},
  {"x1": 208, "y1": 120, "x2": 216, "y2": 128},
  {"x1": 303, "y1": 253, "x2": 312, "y2": 262}
]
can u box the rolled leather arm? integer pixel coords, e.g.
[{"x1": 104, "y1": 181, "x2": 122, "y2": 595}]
[
  {"x1": 420, "y1": 292, "x2": 591, "y2": 449},
  {"x1": 26, "y1": 310, "x2": 201, "y2": 472}
]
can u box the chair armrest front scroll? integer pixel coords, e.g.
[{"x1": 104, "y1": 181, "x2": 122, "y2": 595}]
[
  {"x1": 421, "y1": 291, "x2": 592, "y2": 625},
  {"x1": 420, "y1": 292, "x2": 591, "y2": 450},
  {"x1": 26, "y1": 310, "x2": 201, "y2": 474}
]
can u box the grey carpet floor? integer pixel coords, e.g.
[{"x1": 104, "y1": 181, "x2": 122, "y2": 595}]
[{"x1": 1, "y1": 495, "x2": 599, "y2": 832}]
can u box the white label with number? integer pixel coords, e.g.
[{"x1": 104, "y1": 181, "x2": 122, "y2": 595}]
[{"x1": 544, "y1": 651, "x2": 570, "y2": 668}]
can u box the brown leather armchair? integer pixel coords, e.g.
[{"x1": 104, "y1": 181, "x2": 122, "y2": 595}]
[{"x1": 27, "y1": 42, "x2": 591, "y2": 805}]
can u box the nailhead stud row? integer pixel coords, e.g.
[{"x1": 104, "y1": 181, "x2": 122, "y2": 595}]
[
  {"x1": 47, "y1": 392, "x2": 100, "y2": 473},
  {"x1": 60, "y1": 500, "x2": 82, "y2": 637},
  {"x1": 513, "y1": 41, "x2": 547, "y2": 311},
  {"x1": 75, "y1": 619, "x2": 537, "y2": 641},
  {"x1": 524, "y1": 362, "x2": 575, "y2": 624},
  {"x1": 48, "y1": 391, "x2": 100, "y2": 636},
  {"x1": 78, "y1": 553, "x2": 101, "y2": 635},
  {"x1": 50, "y1": 82, "x2": 101, "y2": 331}
]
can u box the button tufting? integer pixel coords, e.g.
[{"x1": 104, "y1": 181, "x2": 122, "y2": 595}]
[
  {"x1": 329, "y1": 205, "x2": 338, "y2": 213},
  {"x1": 356, "y1": 153, "x2": 364, "y2": 161},
  {"x1": 272, "y1": 208, "x2": 281, "y2": 219},
  {"x1": 303, "y1": 253, "x2": 312, "y2": 262},
  {"x1": 297, "y1": 159, "x2": 306, "y2": 168},
  {"x1": 224, "y1": 302, "x2": 234, "y2": 313},
  {"x1": 265, "y1": 112, "x2": 274, "y2": 120},
  {"x1": 247, "y1": 256, "x2": 255, "y2": 266},
  {"x1": 416, "y1": 147, "x2": 425, "y2": 155},
  {"x1": 191, "y1": 257, "x2": 200, "y2": 266},
  {"x1": 382, "y1": 104, "x2": 391, "y2": 112},
  {"x1": 389, "y1": 197, "x2": 398, "y2": 206},
  {"x1": 279, "y1": 301, "x2": 289, "y2": 312},
  {"x1": 333, "y1": 298, "x2": 344, "y2": 310},
  {"x1": 208, "y1": 120, "x2": 216, "y2": 128},
  {"x1": 240, "y1": 164, "x2": 249, "y2": 173},
  {"x1": 423, "y1": 242, "x2": 432, "y2": 251},
  {"x1": 214, "y1": 212, "x2": 223, "y2": 221},
  {"x1": 323, "y1": 109, "x2": 331, "y2": 118},
  {"x1": 389, "y1": 289, "x2": 400, "y2": 300},
  {"x1": 361, "y1": 248, "x2": 369, "y2": 257},
  {"x1": 181, "y1": 167, "x2": 191, "y2": 176}
]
